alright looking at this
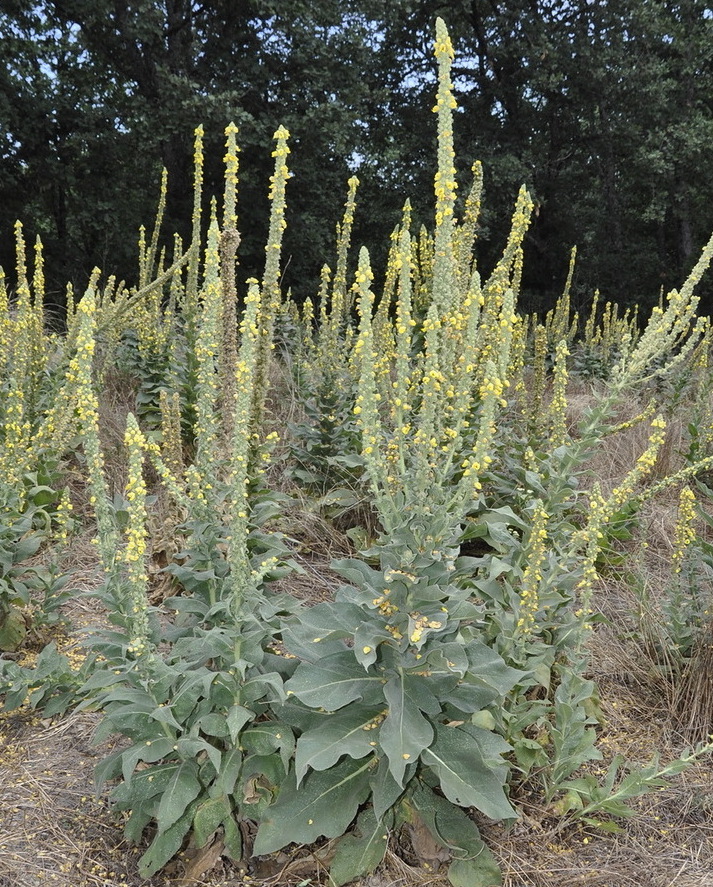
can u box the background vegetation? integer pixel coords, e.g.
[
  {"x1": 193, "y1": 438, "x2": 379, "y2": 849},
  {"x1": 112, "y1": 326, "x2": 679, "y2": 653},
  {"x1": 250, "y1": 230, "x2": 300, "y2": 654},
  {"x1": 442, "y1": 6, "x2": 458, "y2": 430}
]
[{"x1": 1, "y1": 0, "x2": 712, "y2": 315}]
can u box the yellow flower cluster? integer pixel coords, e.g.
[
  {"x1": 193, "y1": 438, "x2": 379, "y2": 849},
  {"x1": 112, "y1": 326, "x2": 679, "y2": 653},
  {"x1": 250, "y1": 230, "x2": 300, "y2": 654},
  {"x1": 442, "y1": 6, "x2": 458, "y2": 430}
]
[
  {"x1": 610, "y1": 415, "x2": 666, "y2": 507},
  {"x1": 192, "y1": 125, "x2": 205, "y2": 233},
  {"x1": 573, "y1": 484, "x2": 609, "y2": 625},
  {"x1": 548, "y1": 339, "x2": 570, "y2": 448},
  {"x1": 54, "y1": 488, "x2": 74, "y2": 546},
  {"x1": 159, "y1": 388, "x2": 183, "y2": 478},
  {"x1": 0, "y1": 381, "x2": 31, "y2": 492},
  {"x1": 123, "y1": 415, "x2": 149, "y2": 597},
  {"x1": 672, "y1": 486, "x2": 697, "y2": 574},
  {"x1": 516, "y1": 502, "x2": 549, "y2": 636},
  {"x1": 223, "y1": 122, "x2": 240, "y2": 229},
  {"x1": 193, "y1": 218, "x2": 222, "y2": 474},
  {"x1": 409, "y1": 612, "x2": 444, "y2": 645}
]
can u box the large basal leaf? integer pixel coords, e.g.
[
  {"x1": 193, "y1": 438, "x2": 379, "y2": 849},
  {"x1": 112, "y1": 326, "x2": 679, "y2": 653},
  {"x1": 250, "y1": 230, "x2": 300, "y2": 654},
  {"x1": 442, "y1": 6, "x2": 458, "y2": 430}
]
[
  {"x1": 0, "y1": 606, "x2": 26, "y2": 652},
  {"x1": 295, "y1": 704, "x2": 383, "y2": 784},
  {"x1": 156, "y1": 760, "x2": 204, "y2": 833},
  {"x1": 380, "y1": 676, "x2": 434, "y2": 787},
  {"x1": 214, "y1": 747, "x2": 243, "y2": 796},
  {"x1": 465, "y1": 640, "x2": 525, "y2": 697},
  {"x1": 120, "y1": 737, "x2": 177, "y2": 784},
  {"x1": 192, "y1": 794, "x2": 233, "y2": 848},
  {"x1": 329, "y1": 807, "x2": 392, "y2": 887},
  {"x1": 222, "y1": 814, "x2": 243, "y2": 861},
  {"x1": 138, "y1": 799, "x2": 200, "y2": 878},
  {"x1": 281, "y1": 601, "x2": 366, "y2": 660},
  {"x1": 421, "y1": 723, "x2": 515, "y2": 821},
  {"x1": 253, "y1": 757, "x2": 373, "y2": 856},
  {"x1": 411, "y1": 783, "x2": 502, "y2": 887},
  {"x1": 111, "y1": 762, "x2": 179, "y2": 807},
  {"x1": 331, "y1": 558, "x2": 386, "y2": 592},
  {"x1": 370, "y1": 754, "x2": 410, "y2": 821},
  {"x1": 285, "y1": 651, "x2": 385, "y2": 711}
]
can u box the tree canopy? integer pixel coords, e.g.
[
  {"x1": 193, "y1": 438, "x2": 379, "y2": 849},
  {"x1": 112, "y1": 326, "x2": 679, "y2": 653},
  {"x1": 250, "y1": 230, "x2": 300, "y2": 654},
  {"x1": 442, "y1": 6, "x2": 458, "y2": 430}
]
[{"x1": 1, "y1": 0, "x2": 712, "y2": 314}]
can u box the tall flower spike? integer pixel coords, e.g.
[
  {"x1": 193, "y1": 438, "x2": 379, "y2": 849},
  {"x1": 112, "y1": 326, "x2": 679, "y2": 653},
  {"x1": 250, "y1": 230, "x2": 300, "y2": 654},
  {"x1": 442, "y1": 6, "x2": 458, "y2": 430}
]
[
  {"x1": 220, "y1": 123, "x2": 242, "y2": 436},
  {"x1": 228, "y1": 278, "x2": 262, "y2": 612},
  {"x1": 392, "y1": 205, "x2": 414, "y2": 436},
  {"x1": 609, "y1": 415, "x2": 667, "y2": 508},
  {"x1": 184, "y1": 125, "x2": 205, "y2": 325},
  {"x1": 253, "y1": 125, "x2": 290, "y2": 428},
  {"x1": 456, "y1": 359, "x2": 502, "y2": 503},
  {"x1": 123, "y1": 413, "x2": 151, "y2": 658},
  {"x1": 223, "y1": 122, "x2": 240, "y2": 230},
  {"x1": 672, "y1": 486, "x2": 697, "y2": 575},
  {"x1": 0, "y1": 269, "x2": 8, "y2": 373},
  {"x1": 193, "y1": 214, "x2": 222, "y2": 478},
  {"x1": 455, "y1": 160, "x2": 483, "y2": 286},
  {"x1": 354, "y1": 247, "x2": 392, "y2": 524},
  {"x1": 140, "y1": 169, "x2": 168, "y2": 289},
  {"x1": 515, "y1": 500, "x2": 550, "y2": 638},
  {"x1": 331, "y1": 175, "x2": 359, "y2": 324},
  {"x1": 548, "y1": 339, "x2": 570, "y2": 448},
  {"x1": 432, "y1": 17, "x2": 458, "y2": 315},
  {"x1": 72, "y1": 288, "x2": 117, "y2": 571},
  {"x1": 263, "y1": 125, "x2": 290, "y2": 317}
]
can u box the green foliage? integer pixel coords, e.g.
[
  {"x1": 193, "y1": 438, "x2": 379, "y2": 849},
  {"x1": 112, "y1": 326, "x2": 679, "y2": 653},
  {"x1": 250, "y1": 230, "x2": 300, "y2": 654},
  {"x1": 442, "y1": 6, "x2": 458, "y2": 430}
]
[
  {"x1": 0, "y1": 469, "x2": 71, "y2": 651},
  {"x1": 3, "y1": 16, "x2": 713, "y2": 887}
]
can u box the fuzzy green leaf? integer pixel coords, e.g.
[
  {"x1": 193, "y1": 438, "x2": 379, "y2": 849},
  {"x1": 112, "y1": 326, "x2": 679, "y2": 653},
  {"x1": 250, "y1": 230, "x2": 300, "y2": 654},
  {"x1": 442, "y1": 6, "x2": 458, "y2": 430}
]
[
  {"x1": 226, "y1": 704, "x2": 254, "y2": 744},
  {"x1": 282, "y1": 601, "x2": 367, "y2": 660},
  {"x1": 285, "y1": 651, "x2": 385, "y2": 711},
  {"x1": 371, "y1": 753, "x2": 409, "y2": 819},
  {"x1": 0, "y1": 606, "x2": 27, "y2": 652},
  {"x1": 222, "y1": 814, "x2": 243, "y2": 860},
  {"x1": 331, "y1": 558, "x2": 386, "y2": 591},
  {"x1": 192, "y1": 794, "x2": 232, "y2": 848},
  {"x1": 329, "y1": 807, "x2": 392, "y2": 886},
  {"x1": 120, "y1": 737, "x2": 177, "y2": 784},
  {"x1": 380, "y1": 676, "x2": 434, "y2": 786},
  {"x1": 295, "y1": 705, "x2": 382, "y2": 784},
  {"x1": 213, "y1": 747, "x2": 243, "y2": 796},
  {"x1": 253, "y1": 756, "x2": 373, "y2": 856},
  {"x1": 421, "y1": 724, "x2": 515, "y2": 820},
  {"x1": 411, "y1": 783, "x2": 502, "y2": 886},
  {"x1": 111, "y1": 762, "x2": 179, "y2": 806},
  {"x1": 156, "y1": 760, "x2": 203, "y2": 833},
  {"x1": 138, "y1": 799, "x2": 199, "y2": 878}
]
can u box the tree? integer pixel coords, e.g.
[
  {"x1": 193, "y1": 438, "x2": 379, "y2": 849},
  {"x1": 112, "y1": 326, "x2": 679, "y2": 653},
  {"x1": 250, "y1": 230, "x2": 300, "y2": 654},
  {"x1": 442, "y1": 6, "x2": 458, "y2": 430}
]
[
  {"x1": 0, "y1": 1, "x2": 391, "y2": 300},
  {"x1": 368, "y1": 0, "x2": 713, "y2": 312}
]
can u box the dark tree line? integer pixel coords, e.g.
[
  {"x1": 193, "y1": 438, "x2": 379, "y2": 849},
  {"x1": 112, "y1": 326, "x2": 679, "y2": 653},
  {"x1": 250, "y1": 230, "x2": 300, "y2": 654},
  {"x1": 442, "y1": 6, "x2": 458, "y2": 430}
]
[{"x1": 1, "y1": 0, "x2": 712, "y2": 316}]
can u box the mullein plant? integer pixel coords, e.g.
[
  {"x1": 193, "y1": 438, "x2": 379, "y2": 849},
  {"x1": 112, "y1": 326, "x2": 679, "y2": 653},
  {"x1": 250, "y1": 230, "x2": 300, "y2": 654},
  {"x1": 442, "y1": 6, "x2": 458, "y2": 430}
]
[
  {"x1": 252, "y1": 125, "x2": 291, "y2": 431},
  {"x1": 66, "y1": 287, "x2": 118, "y2": 572},
  {"x1": 286, "y1": 179, "x2": 364, "y2": 495},
  {"x1": 56, "y1": 122, "x2": 302, "y2": 880},
  {"x1": 257, "y1": 20, "x2": 533, "y2": 886},
  {"x1": 4, "y1": 14, "x2": 713, "y2": 887},
  {"x1": 219, "y1": 122, "x2": 241, "y2": 436},
  {"x1": 266, "y1": 20, "x2": 713, "y2": 885}
]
